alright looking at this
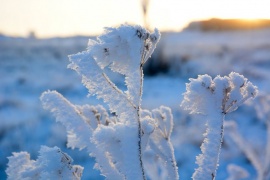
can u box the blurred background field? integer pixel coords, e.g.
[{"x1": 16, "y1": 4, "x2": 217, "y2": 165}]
[{"x1": 1, "y1": 0, "x2": 270, "y2": 179}]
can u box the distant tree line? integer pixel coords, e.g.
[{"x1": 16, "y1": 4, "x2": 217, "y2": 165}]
[{"x1": 185, "y1": 18, "x2": 270, "y2": 31}]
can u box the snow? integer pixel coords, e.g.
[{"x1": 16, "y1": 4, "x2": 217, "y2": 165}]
[{"x1": 1, "y1": 28, "x2": 270, "y2": 179}]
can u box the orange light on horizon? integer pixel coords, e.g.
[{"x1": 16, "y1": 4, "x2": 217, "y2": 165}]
[
  {"x1": 148, "y1": 0, "x2": 270, "y2": 32},
  {"x1": 0, "y1": 0, "x2": 269, "y2": 37}
]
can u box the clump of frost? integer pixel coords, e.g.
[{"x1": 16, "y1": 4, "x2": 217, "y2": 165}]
[
  {"x1": 181, "y1": 72, "x2": 258, "y2": 180},
  {"x1": 6, "y1": 146, "x2": 83, "y2": 180}
]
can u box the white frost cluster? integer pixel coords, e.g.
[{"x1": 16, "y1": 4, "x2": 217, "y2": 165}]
[
  {"x1": 68, "y1": 24, "x2": 160, "y2": 118},
  {"x1": 181, "y1": 72, "x2": 258, "y2": 180},
  {"x1": 69, "y1": 24, "x2": 160, "y2": 107},
  {"x1": 6, "y1": 146, "x2": 83, "y2": 180},
  {"x1": 182, "y1": 72, "x2": 258, "y2": 115},
  {"x1": 88, "y1": 25, "x2": 159, "y2": 74}
]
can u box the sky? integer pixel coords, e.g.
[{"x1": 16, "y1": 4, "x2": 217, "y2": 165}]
[{"x1": 1, "y1": 0, "x2": 270, "y2": 38}]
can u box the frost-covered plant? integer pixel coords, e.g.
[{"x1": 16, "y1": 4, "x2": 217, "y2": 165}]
[
  {"x1": 181, "y1": 72, "x2": 258, "y2": 180},
  {"x1": 6, "y1": 23, "x2": 259, "y2": 180},
  {"x1": 5, "y1": 24, "x2": 181, "y2": 180},
  {"x1": 39, "y1": 24, "x2": 179, "y2": 180},
  {"x1": 6, "y1": 146, "x2": 83, "y2": 179},
  {"x1": 22, "y1": 24, "x2": 180, "y2": 180},
  {"x1": 224, "y1": 93, "x2": 270, "y2": 180},
  {"x1": 141, "y1": 106, "x2": 178, "y2": 179},
  {"x1": 39, "y1": 24, "x2": 162, "y2": 179}
]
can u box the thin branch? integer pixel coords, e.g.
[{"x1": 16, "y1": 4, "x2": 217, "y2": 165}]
[
  {"x1": 102, "y1": 72, "x2": 136, "y2": 109},
  {"x1": 137, "y1": 59, "x2": 146, "y2": 180},
  {"x1": 134, "y1": 40, "x2": 149, "y2": 180}
]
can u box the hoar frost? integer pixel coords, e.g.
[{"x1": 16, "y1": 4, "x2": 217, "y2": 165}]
[
  {"x1": 65, "y1": 24, "x2": 161, "y2": 180},
  {"x1": 6, "y1": 24, "x2": 259, "y2": 180},
  {"x1": 40, "y1": 24, "x2": 179, "y2": 180},
  {"x1": 181, "y1": 72, "x2": 258, "y2": 180}
]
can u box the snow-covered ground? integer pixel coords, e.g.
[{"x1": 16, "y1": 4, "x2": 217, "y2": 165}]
[{"x1": 1, "y1": 28, "x2": 270, "y2": 179}]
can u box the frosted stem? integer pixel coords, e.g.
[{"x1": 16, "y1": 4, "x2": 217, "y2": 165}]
[
  {"x1": 193, "y1": 112, "x2": 224, "y2": 180},
  {"x1": 181, "y1": 71, "x2": 257, "y2": 180},
  {"x1": 137, "y1": 59, "x2": 146, "y2": 180},
  {"x1": 137, "y1": 108, "x2": 145, "y2": 180},
  {"x1": 163, "y1": 139, "x2": 179, "y2": 180}
]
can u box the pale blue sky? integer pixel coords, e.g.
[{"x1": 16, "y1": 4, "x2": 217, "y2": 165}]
[{"x1": 1, "y1": 0, "x2": 269, "y2": 37}]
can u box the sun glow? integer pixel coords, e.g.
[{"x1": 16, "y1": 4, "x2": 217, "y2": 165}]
[
  {"x1": 0, "y1": 0, "x2": 269, "y2": 37},
  {"x1": 149, "y1": 0, "x2": 270, "y2": 31}
]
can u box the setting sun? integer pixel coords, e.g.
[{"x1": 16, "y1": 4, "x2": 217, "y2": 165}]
[{"x1": 0, "y1": 0, "x2": 270, "y2": 37}]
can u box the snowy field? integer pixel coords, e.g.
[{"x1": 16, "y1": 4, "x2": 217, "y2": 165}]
[{"x1": 1, "y1": 28, "x2": 270, "y2": 179}]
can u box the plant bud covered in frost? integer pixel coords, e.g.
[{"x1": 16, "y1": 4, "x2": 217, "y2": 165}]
[{"x1": 6, "y1": 146, "x2": 83, "y2": 180}]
